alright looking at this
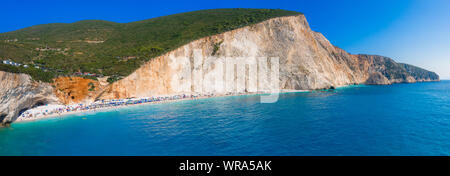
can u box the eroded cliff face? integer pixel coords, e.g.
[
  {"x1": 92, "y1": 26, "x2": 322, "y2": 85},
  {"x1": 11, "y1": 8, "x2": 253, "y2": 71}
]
[
  {"x1": 98, "y1": 15, "x2": 439, "y2": 100},
  {"x1": 99, "y1": 15, "x2": 359, "y2": 99},
  {"x1": 0, "y1": 71, "x2": 59, "y2": 125},
  {"x1": 53, "y1": 77, "x2": 104, "y2": 105}
]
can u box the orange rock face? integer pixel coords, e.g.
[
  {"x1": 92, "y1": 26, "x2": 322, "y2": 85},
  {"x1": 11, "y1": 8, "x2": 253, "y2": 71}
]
[{"x1": 53, "y1": 77, "x2": 101, "y2": 104}]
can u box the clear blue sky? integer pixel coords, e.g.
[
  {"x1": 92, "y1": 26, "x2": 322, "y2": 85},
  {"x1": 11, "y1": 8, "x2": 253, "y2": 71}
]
[{"x1": 2, "y1": 0, "x2": 449, "y2": 79}]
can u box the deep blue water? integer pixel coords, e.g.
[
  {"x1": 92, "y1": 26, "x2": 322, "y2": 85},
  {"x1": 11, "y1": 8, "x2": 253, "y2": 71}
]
[{"x1": 0, "y1": 81, "x2": 449, "y2": 156}]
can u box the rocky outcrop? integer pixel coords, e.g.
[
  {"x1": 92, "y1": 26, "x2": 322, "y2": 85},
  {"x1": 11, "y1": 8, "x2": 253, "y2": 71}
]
[
  {"x1": 99, "y1": 15, "x2": 439, "y2": 99},
  {"x1": 400, "y1": 63, "x2": 440, "y2": 82},
  {"x1": 0, "y1": 71, "x2": 59, "y2": 125},
  {"x1": 356, "y1": 54, "x2": 439, "y2": 84},
  {"x1": 365, "y1": 72, "x2": 391, "y2": 85}
]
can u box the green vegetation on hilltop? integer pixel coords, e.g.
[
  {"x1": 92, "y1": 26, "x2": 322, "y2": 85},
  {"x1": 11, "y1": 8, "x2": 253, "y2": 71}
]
[
  {"x1": 0, "y1": 8, "x2": 301, "y2": 82},
  {"x1": 0, "y1": 64, "x2": 55, "y2": 82}
]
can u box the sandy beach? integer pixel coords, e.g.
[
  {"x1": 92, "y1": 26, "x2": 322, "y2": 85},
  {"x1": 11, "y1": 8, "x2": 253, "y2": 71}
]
[{"x1": 14, "y1": 90, "x2": 309, "y2": 123}]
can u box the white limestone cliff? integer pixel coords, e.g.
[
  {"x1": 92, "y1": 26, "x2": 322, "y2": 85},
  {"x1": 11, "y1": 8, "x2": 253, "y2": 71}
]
[{"x1": 98, "y1": 15, "x2": 438, "y2": 100}]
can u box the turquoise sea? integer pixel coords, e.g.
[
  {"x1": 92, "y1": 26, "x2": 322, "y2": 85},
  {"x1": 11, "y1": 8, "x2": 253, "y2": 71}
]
[{"x1": 0, "y1": 81, "x2": 449, "y2": 156}]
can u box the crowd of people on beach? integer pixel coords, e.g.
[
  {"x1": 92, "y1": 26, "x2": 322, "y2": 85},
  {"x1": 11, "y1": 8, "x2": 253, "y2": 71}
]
[{"x1": 18, "y1": 93, "x2": 218, "y2": 121}]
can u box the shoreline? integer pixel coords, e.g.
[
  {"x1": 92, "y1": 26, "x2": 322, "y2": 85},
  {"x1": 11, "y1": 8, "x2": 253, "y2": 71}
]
[
  {"x1": 11, "y1": 80, "x2": 440, "y2": 124},
  {"x1": 14, "y1": 90, "x2": 310, "y2": 123}
]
